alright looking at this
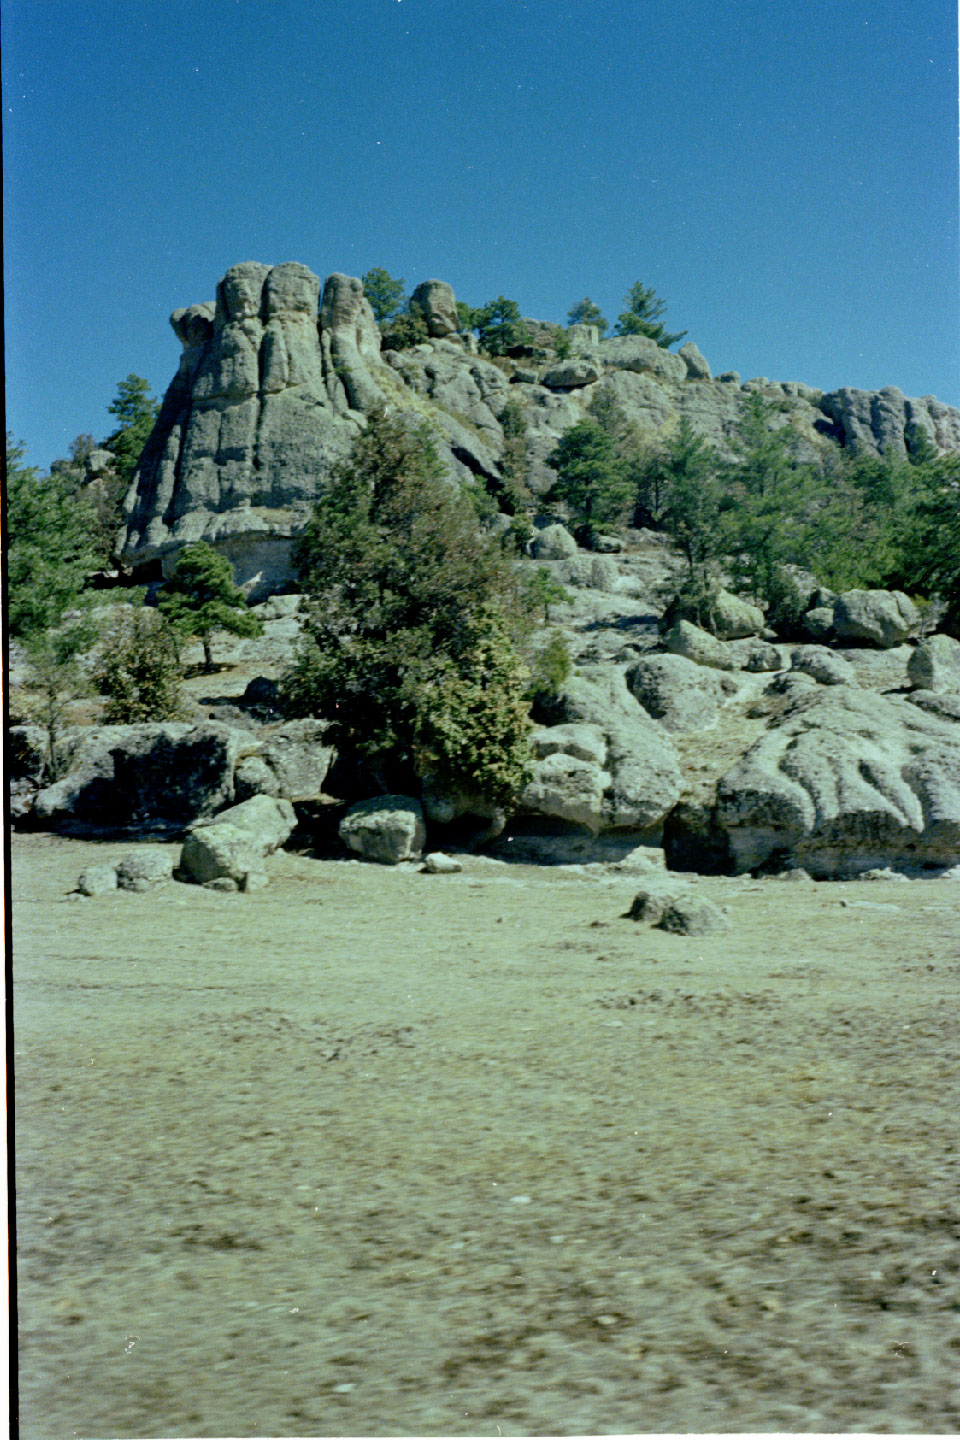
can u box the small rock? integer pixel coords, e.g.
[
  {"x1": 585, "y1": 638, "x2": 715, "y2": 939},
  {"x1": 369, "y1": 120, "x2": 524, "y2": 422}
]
[
  {"x1": 204, "y1": 877, "x2": 239, "y2": 892},
  {"x1": 423, "y1": 852, "x2": 463, "y2": 874},
  {"x1": 76, "y1": 863, "x2": 119, "y2": 897},
  {"x1": 625, "y1": 880, "x2": 687, "y2": 924},
  {"x1": 116, "y1": 849, "x2": 175, "y2": 891},
  {"x1": 655, "y1": 895, "x2": 728, "y2": 935},
  {"x1": 856, "y1": 867, "x2": 909, "y2": 882},
  {"x1": 241, "y1": 870, "x2": 270, "y2": 891},
  {"x1": 773, "y1": 867, "x2": 814, "y2": 883}
]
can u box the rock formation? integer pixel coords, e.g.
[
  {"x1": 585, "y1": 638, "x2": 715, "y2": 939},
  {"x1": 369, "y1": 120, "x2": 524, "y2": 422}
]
[{"x1": 118, "y1": 260, "x2": 960, "y2": 598}]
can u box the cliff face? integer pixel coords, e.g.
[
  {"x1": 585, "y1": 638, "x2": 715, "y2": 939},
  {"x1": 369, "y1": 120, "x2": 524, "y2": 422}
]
[{"x1": 119, "y1": 261, "x2": 960, "y2": 599}]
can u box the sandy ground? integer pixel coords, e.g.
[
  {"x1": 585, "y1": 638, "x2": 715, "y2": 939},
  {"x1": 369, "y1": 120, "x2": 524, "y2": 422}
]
[{"x1": 11, "y1": 831, "x2": 960, "y2": 1437}]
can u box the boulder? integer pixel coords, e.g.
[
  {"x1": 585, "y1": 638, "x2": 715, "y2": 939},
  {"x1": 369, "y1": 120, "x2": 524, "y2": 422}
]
[
  {"x1": 907, "y1": 634, "x2": 960, "y2": 693},
  {"x1": 233, "y1": 719, "x2": 335, "y2": 801},
  {"x1": 530, "y1": 723, "x2": 607, "y2": 765},
  {"x1": 530, "y1": 524, "x2": 577, "y2": 560},
  {"x1": 542, "y1": 357, "x2": 603, "y2": 389},
  {"x1": 662, "y1": 620, "x2": 737, "y2": 671},
  {"x1": 801, "y1": 605, "x2": 836, "y2": 643},
  {"x1": 408, "y1": 280, "x2": 459, "y2": 338},
  {"x1": 678, "y1": 341, "x2": 712, "y2": 380},
  {"x1": 422, "y1": 852, "x2": 463, "y2": 874},
  {"x1": 625, "y1": 879, "x2": 688, "y2": 923},
  {"x1": 76, "y1": 864, "x2": 119, "y2": 897},
  {"x1": 599, "y1": 335, "x2": 687, "y2": 385},
  {"x1": 521, "y1": 752, "x2": 612, "y2": 831},
  {"x1": 714, "y1": 686, "x2": 960, "y2": 876},
  {"x1": 626, "y1": 654, "x2": 720, "y2": 733},
  {"x1": 712, "y1": 589, "x2": 765, "y2": 640},
  {"x1": 656, "y1": 894, "x2": 728, "y2": 936},
  {"x1": 31, "y1": 723, "x2": 248, "y2": 833},
  {"x1": 833, "y1": 589, "x2": 920, "y2": 648},
  {"x1": 179, "y1": 795, "x2": 296, "y2": 885},
  {"x1": 790, "y1": 646, "x2": 858, "y2": 687},
  {"x1": 116, "y1": 849, "x2": 176, "y2": 891},
  {"x1": 728, "y1": 639, "x2": 783, "y2": 672},
  {"x1": 339, "y1": 795, "x2": 426, "y2": 864}
]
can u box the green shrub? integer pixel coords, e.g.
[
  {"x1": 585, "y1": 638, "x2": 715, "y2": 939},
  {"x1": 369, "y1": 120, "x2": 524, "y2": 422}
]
[{"x1": 95, "y1": 608, "x2": 184, "y2": 722}]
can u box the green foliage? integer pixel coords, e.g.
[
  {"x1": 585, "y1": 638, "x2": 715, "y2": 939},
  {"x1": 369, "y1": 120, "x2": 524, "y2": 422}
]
[
  {"x1": 94, "y1": 608, "x2": 184, "y2": 722},
  {"x1": 614, "y1": 281, "x2": 686, "y2": 348},
  {"x1": 6, "y1": 434, "x2": 100, "y2": 640},
  {"x1": 526, "y1": 628, "x2": 572, "y2": 708},
  {"x1": 522, "y1": 566, "x2": 572, "y2": 622},
  {"x1": 900, "y1": 456, "x2": 960, "y2": 635},
  {"x1": 656, "y1": 418, "x2": 724, "y2": 579},
  {"x1": 379, "y1": 307, "x2": 429, "y2": 351},
  {"x1": 546, "y1": 419, "x2": 633, "y2": 534},
  {"x1": 660, "y1": 575, "x2": 722, "y2": 635},
  {"x1": 455, "y1": 300, "x2": 478, "y2": 332},
  {"x1": 104, "y1": 374, "x2": 159, "y2": 489},
  {"x1": 157, "y1": 542, "x2": 262, "y2": 670},
  {"x1": 567, "y1": 297, "x2": 608, "y2": 334},
  {"x1": 20, "y1": 620, "x2": 97, "y2": 780},
  {"x1": 552, "y1": 330, "x2": 573, "y2": 360},
  {"x1": 281, "y1": 409, "x2": 531, "y2": 804},
  {"x1": 362, "y1": 267, "x2": 407, "y2": 326},
  {"x1": 497, "y1": 395, "x2": 533, "y2": 512},
  {"x1": 719, "y1": 396, "x2": 819, "y2": 603},
  {"x1": 472, "y1": 297, "x2": 531, "y2": 357}
]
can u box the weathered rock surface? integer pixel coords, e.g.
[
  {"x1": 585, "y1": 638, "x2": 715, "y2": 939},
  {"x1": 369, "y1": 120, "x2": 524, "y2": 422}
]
[
  {"x1": 907, "y1": 634, "x2": 960, "y2": 693},
  {"x1": 833, "y1": 590, "x2": 920, "y2": 648},
  {"x1": 656, "y1": 894, "x2": 728, "y2": 935},
  {"x1": 340, "y1": 795, "x2": 427, "y2": 864},
  {"x1": 179, "y1": 795, "x2": 296, "y2": 885},
  {"x1": 714, "y1": 686, "x2": 960, "y2": 876},
  {"x1": 626, "y1": 654, "x2": 720, "y2": 732},
  {"x1": 790, "y1": 646, "x2": 859, "y2": 687},
  {"x1": 232, "y1": 719, "x2": 335, "y2": 801},
  {"x1": 625, "y1": 879, "x2": 688, "y2": 923},
  {"x1": 118, "y1": 258, "x2": 960, "y2": 595},
  {"x1": 31, "y1": 723, "x2": 247, "y2": 833},
  {"x1": 663, "y1": 620, "x2": 737, "y2": 671},
  {"x1": 115, "y1": 849, "x2": 176, "y2": 891}
]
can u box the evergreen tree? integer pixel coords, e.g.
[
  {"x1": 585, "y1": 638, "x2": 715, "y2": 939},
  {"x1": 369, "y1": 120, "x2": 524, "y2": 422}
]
[
  {"x1": 567, "y1": 297, "x2": 608, "y2": 334},
  {"x1": 547, "y1": 419, "x2": 633, "y2": 534},
  {"x1": 473, "y1": 297, "x2": 531, "y2": 356},
  {"x1": 900, "y1": 455, "x2": 960, "y2": 635},
  {"x1": 362, "y1": 268, "x2": 407, "y2": 326},
  {"x1": 658, "y1": 419, "x2": 724, "y2": 581},
  {"x1": 157, "y1": 542, "x2": 262, "y2": 671},
  {"x1": 497, "y1": 395, "x2": 533, "y2": 513},
  {"x1": 614, "y1": 281, "x2": 686, "y2": 347},
  {"x1": 5, "y1": 434, "x2": 100, "y2": 640},
  {"x1": 95, "y1": 608, "x2": 184, "y2": 722},
  {"x1": 104, "y1": 374, "x2": 159, "y2": 489},
  {"x1": 281, "y1": 409, "x2": 531, "y2": 803}
]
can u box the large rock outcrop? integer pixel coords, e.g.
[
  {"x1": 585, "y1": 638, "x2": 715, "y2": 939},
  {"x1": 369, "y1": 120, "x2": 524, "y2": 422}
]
[
  {"x1": 713, "y1": 687, "x2": 960, "y2": 876},
  {"x1": 118, "y1": 259, "x2": 960, "y2": 598}
]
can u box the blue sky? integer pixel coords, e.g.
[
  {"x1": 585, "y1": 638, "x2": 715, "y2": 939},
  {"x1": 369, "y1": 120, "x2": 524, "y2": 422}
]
[{"x1": 4, "y1": 0, "x2": 958, "y2": 470}]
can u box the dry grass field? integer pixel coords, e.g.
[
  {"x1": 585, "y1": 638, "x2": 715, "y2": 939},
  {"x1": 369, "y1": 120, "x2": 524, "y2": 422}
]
[{"x1": 11, "y1": 831, "x2": 960, "y2": 1436}]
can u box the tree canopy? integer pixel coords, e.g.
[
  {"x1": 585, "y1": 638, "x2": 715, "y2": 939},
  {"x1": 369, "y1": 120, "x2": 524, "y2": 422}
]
[
  {"x1": 362, "y1": 268, "x2": 407, "y2": 326},
  {"x1": 157, "y1": 542, "x2": 262, "y2": 670},
  {"x1": 104, "y1": 374, "x2": 159, "y2": 489},
  {"x1": 614, "y1": 282, "x2": 686, "y2": 348},
  {"x1": 567, "y1": 297, "x2": 608, "y2": 334},
  {"x1": 281, "y1": 408, "x2": 531, "y2": 804}
]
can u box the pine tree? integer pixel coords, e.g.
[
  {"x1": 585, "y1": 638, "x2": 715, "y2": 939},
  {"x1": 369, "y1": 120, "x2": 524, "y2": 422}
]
[
  {"x1": 614, "y1": 282, "x2": 686, "y2": 347},
  {"x1": 157, "y1": 542, "x2": 262, "y2": 671}
]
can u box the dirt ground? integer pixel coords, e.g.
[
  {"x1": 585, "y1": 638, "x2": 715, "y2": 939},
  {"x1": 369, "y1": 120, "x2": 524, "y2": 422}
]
[{"x1": 11, "y1": 831, "x2": 960, "y2": 1437}]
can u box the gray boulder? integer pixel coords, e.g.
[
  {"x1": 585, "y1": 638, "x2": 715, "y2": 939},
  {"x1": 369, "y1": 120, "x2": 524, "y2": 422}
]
[
  {"x1": 662, "y1": 620, "x2": 737, "y2": 671},
  {"x1": 678, "y1": 341, "x2": 711, "y2": 380},
  {"x1": 530, "y1": 723, "x2": 607, "y2": 765},
  {"x1": 625, "y1": 879, "x2": 688, "y2": 923},
  {"x1": 728, "y1": 639, "x2": 783, "y2": 672},
  {"x1": 656, "y1": 894, "x2": 728, "y2": 935},
  {"x1": 179, "y1": 795, "x2": 296, "y2": 885},
  {"x1": 542, "y1": 357, "x2": 603, "y2": 389},
  {"x1": 599, "y1": 335, "x2": 687, "y2": 385},
  {"x1": 833, "y1": 589, "x2": 920, "y2": 648},
  {"x1": 626, "y1": 654, "x2": 720, "y2": 733},
  {"x1": 714, "y1": 686, "x2": 960, "y2": 876},
  {"x1": 907, "y1": 634, "x2": 960, "y2": 693},
  {"x1": 802, "y1": 605, "x2": 836, "y2": 643},
  {"x1": 521, "y1": 752, "x2": 610, "y2": 831},
  {"x1": 408, "y1": 280, "x2": 459, "y2": 338},
  {"x1": 116, "y1": 849, "x2": 176, "y2": 891},
  {"x1": 712, "y1": 589, "x2": 765, "y2": 640},
  {"x1": 531, "y1": 524, "x2": 578, "y2": 560},
  {"x1": 422, "y1": 852, "x2": 463, "y2": 874},
  {"x1": 233, "y1": 719, "x2": 335, "y2": 801},
  {"x1": 820, "y1": 386, "x2": 960, "y2": 456},
  {"x1": 32, "y1": 723, "x2": 248, "y2": 833},
  {"x1": 340, "y1": 795, "x2": 426, "y2": 864},
  {"x1": 76, "y1": 863, "x2": 119, "y2": 897},
  {"x1": 790, "y1": 646, "x2": 858, "y2": 687}
]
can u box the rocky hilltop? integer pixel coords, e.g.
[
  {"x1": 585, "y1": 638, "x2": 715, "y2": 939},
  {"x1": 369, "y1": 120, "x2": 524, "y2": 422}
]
[{"x1": 119, "y1": 261, "x2": 960, "y2": 599}]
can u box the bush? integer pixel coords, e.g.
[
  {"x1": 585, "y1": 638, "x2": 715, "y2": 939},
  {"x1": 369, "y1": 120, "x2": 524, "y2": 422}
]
[
  {"x1": 95, "y1": 609, "x2": 184, "y2": 722},
  {"x1": 158, "y1": 542, "x2": 262, "y2": 670}
]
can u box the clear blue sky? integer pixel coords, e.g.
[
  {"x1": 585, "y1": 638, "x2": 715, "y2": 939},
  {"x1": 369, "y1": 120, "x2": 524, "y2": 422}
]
[{"x1": 4, "y1": 0, "x2": 958, "y2": 470}]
